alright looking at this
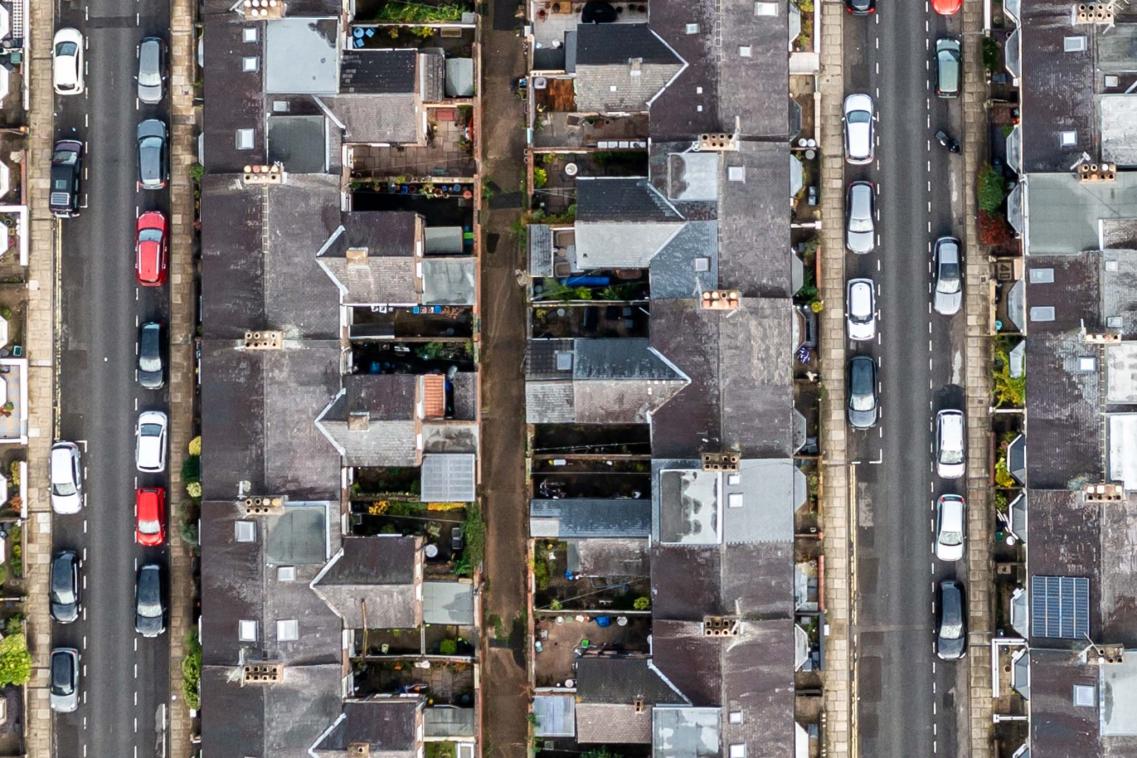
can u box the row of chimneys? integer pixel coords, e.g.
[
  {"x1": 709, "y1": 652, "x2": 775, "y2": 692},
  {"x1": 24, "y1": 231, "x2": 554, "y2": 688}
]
[
  {"x1": 1078, "y1": 162, "x2": 1117, "y2": 183},
  {"x1": 701, "y1": 451, "x2": 740, "y2": 472},
  {"x1": 243, "y1": 163, "x2": 285, "y2": 185},
  {"x1": 1073, "y1": 2, "x2": 1114, "y2": 24},
  {"x1": 701, "y1": 289, "x2": 741, "y2": 310},
  {"x1": 240, "y1": 0, "x2": 284, "y2": 18}
]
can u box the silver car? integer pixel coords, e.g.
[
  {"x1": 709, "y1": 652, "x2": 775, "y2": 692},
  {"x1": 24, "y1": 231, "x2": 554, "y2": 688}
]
[
  {"x1": 933, "y1": 237, "x2": 962, "y2": 316},
  {"x1": 50, "y1": 441, "x2": 83, "y2": 515},
  {"x1": 843, "y1": 93, "x2": 874, "y2": 165},
  {"x1": 50, "y1": 648, "x2": 80, "y2": 713},
  {"x1": 935, "y1": 494, "x2": 966, "y2": 562},
  {"x1": 847, "y1": 355, "x2": 878, "y2": 430},
  {"x1": 935, "y1": 37, "x2": 961, "y2": 98},
  {"x1": 137, "y1": 37, "x2": 166, "y2": 105},
  {"x1": 846, "y1": 278, "x2": 876, "y2": 342},
  {"x1": 846, "y1": 181, "x2": 876, "y2": 253}
]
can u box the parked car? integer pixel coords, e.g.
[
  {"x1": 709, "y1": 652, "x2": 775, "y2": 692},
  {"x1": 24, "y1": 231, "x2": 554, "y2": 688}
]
[
  {"x1": 49, "y1": 139, "x2": 83, "y2": 219},
  {"x1": 936, "y1": 580, "x2": 967, "y2": 660},
  {"x1": 138, "y1": 321, "x2": 164, "y2": 390},
  {"x1": 933, "y1": 237, "x2": 963, "y2": 316},
  {"x1": 932, "y1": 0, "x2": 962, "y2": 15},
  {"x1": 135, "y1": 487, "x2": 166, "y2": 547},
  {"x1": 935, "y1": 409, "x2": 965, "y2": 479},
  {"x1": 846, "y1": 181, "x2": 876, "y2": 253},
  {"x1": 846, "y1": 278, "x2": 876, "y2": 341},
  {"x1": 844, "y1": 0, "x2": 876, "y2": 14},
  {"x1": 50, "y1": 441, "x2": 83, "y2": 515},
  {"x1": 935, "y1": 495, "x2": 966, "y2": 562},
  {"x1": 50, "y1": 549, "x2": 80, "y2": 624},
  {"x1": 137, "y1": 37, "x2": 166, "y2": 104},
  {"x1": 52, "y1": 28, "x2": 85, "y2": 95},
  {"x1": 135, "y1": 211, "x2": 168, "y2": 286},
  {"x1": 847, "y1": 355, "x2": 878, "y2": 430},
  {"x1": 843, "y1": 93, "x2": 874, "y2": 165},
  {"x1": 936, "y1": 38, "x2": 962, "y2": 98},
  {"x1": 50, "y1": 648, "x2": 80, "y2": 712},
  {"x1": 135, "y1": 410, "x2": 168, "y2": 473},
  {"x1": 134, "y1": 563, "x2": 166, "y2": 638},
  {"x1": 136, "y1": 119, "x2": 169, "y2": 190}
]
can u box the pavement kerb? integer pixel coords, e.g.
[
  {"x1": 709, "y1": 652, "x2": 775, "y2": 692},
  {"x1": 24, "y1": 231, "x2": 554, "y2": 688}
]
[
  {"x1": 25, "y1": 0, "x2": 58, "y2": 754},
  {"x1": 961, "y1": 0, "x2": 994, "y2": 756},
  {"x1": 817, "y1": 2, "x2": 853, "y2": 757}
]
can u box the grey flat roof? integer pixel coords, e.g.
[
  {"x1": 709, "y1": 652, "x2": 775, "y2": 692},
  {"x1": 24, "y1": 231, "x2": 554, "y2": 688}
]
[
  {"x1": 420, "y1": 453, "x2": 476, "y2": 502},
  {"x1": 530, "y1": 498, "x2": 652, "y2": 539},
  {"x1": 267, "y1": 115, "x2": 327, "y2": 174},
  {"x1": 533, "y1": 695, "x2": 576, "y2": 738},
  {"x1": 1101, "y1": 654, "x2": 1137, "y2": 737},
  {"x1": 422, "y1": 258, "x2": 476, "y2": 305},
  {"x1": 1026, "y1": 173, "x2": 1137, "y2": 256},
  {"x1": 652, "y1": 705, "x2": 721, "y2": 757},
  {"x1": 264, "y1": 17, "x2": 339, "y2": 95},
  {"x1": 422, "y1": 581, "x2": 475, "y2": 625}
]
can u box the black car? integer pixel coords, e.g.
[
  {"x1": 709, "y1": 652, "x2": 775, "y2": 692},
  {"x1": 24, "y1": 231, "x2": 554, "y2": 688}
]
[
  {"x1": 134, "y1": 563, "x2": 166, "y2": 638},
  {"x1": 137, "y1": 119, "x2": 169, "y2": 190},
  {"x1": 847, "y1": 355, "x2": 879, "y2": 430},
  {"x1": 937, "y1": 580, "x2": 967, "y2": 660},
  {"x1": 50, "y1": 549, "x2": 80, "y2": 624},
  {"x1": 845, "y1": 0, "x2": 876, "y2": 14},
  {"x1": 451, "y1": 526, "x2": 464, "y2": 552},
  {"x1": 138, "y1": 321, "x2": 164, "y2": 390},
  {"x1": 50, "y1": 139, "x2": 83, "y2": 218}
]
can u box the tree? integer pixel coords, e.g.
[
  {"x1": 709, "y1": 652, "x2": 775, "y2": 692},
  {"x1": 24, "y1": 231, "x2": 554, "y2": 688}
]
[
  {"x1": 0, "y1": 633, "x2": 32, "y2": 687},
  {"x1": 978, "y1": 165, "x2": 1007, "y2": 213}
]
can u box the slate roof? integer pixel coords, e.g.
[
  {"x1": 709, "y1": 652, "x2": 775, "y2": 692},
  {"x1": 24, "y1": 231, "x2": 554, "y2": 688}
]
[
  {"x1": 571, "y1": 24, "x2": 683, "y2": 113},
  {"x1": 576, "y1": 177, "x2": 682, "y2": 223},
  {"x1": 311, "y1": 536, "x2": 422, "y2": 630},
  {"x1": 1028, "y1": 649, "x2": 1101, "y2": 758},
  {"x1": 717, "y1": 142, "x2": 793, "y2": 297},
  {"x1": 202, "y1": 18, "x2": 265, "y2": 173},
  {"x1": 340, "y1": 50, "x2": 417, "y2": 94},
  {"x1": 320, "y1": 254, "x2": 419, "y2": 304},
  {"x1": 530, "y1": 499, "x2": 653, "y2": 539},
  {"x1": 316, "y1": 380, "x2": 420, "y2": 468},
  {"x1": 321, "y1": 94, "x2": 421, "y2": 144},
  {"x1": 311, "y1": 698, "x2": 420, "y2": 756},
  {"x1": 576, "y1": 656, "x2": 687, "y2": 705},
  {"x1": 567, "y1": 538, "x2": 650, "y2": 577}
]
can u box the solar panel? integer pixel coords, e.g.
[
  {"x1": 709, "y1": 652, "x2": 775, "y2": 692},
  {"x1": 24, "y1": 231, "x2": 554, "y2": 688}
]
[{"x1": 1031, "y1": 575, "x2": 1090, "y2": 639}]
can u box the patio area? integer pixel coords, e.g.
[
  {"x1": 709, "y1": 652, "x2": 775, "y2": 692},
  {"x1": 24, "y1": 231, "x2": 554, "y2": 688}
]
[
  {"x1": 533, "y1": 615, "x2": 651, "y2": 688},
  {"x1": 350, "y1": 107, "x2": 476, "y2": 181},
  {"x1": 532, "y1": 2, "x2": 649, "y2": 66},
  {"x1": 0, "y1": 358, "x2": 26, "y2": 444},
  {"x1": 534, "y1": 112, "x2": 649, "y2": 149},
  {"x1": 353, "y1": 659, "x2": 476, "y2": 706}
]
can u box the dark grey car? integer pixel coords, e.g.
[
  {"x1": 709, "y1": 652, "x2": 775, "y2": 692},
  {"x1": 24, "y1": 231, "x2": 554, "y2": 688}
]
[
  {"x1": 847, "y1": 355, "x2": 878, "y2": 429},
  {"x1": 136, "y1": 119, "x2": 169, "y2": 190},
  {"x1": 134, "y1": 563, "x2": 165, "y2": 638},
  {"x1": 50, "y1": 549, "x2": 80, "y2": 624},
  {"x1": 49, "y1": 139, "x2": 83, "y2": 218},
  {"x1": 138, "y1": 321, "x2": 164, "y2": 390},
  {"x1": 137, "y1": 37, "x2": 166, "y2": 104},
  {"x1": 937, "y1": 580, "x2": 967, "y2": 660},
  {"x1": 50, "y1": 648, "x2": 79, "y2": 713},
  {"x1": 935, "y1": 38, "x2": 961, "y2": 98}
]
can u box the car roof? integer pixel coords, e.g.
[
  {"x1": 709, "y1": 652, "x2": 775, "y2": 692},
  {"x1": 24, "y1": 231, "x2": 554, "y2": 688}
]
[
  {"x1": 848, "y1": 280, "x2": 873, "y2": 309},
  {"x1": 844, "y1": 93, "x2": 873, "y2": 112},
  {"x1": 50, "y1": 445, "x2": 74, "y2": 468}
]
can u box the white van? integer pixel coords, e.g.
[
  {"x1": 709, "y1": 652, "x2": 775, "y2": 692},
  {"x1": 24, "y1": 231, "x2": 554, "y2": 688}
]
[{"x1": 936, "y1": 410, "x2": 965, "y2": 479}]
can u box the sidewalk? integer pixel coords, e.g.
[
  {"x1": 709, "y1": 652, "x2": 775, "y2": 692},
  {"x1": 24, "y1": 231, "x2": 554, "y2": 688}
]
[
  {"x1": 166, "y1": 0, "x2": 198, "y2": 752},
  {"x1": 23, "y1": 0, "x2": 57, "y2": 754},
  {"x1": 817, "y1": 3, "x2": 853, "y2": 756},
  {"x1": 961, "y1": 0, "x2": 994, "y2": 754}
]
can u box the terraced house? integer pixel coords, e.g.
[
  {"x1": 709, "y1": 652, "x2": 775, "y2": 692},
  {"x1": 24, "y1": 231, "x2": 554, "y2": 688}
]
[
  {"x1": 522, "y1": 1, "x2": 823, "y2": 755},
  {"x1": 198, "y1": 0, "x2": 482, "y2": 755}
]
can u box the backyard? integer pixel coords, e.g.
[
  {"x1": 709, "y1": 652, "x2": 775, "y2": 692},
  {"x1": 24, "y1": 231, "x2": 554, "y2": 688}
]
[
  {"x1": 533, "y1": 615, "x2": 652, "y2": 688},
  {"x1": 353, "y1": 658, "x2": 476, "y2": 706}
]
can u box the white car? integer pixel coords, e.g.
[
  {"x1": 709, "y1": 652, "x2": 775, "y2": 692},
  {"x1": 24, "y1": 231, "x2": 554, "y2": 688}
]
[
  {"x1": 846, "y1": 278, "x2": 876, "y2": 342},
  {"x1": 935, "y1": 494, "x2": 966, "y2": 562},
  {"x1": 843, "y1": 93, "x2": 874, "y2": 165},
  {"x1": 52, "y1": 28, "x2": 85, "y2": 96},
  {"x1": 49, "y1": 441, "x2": 83, "y2": 515},
  {"x1": 935, "y1": 409, "x2": 965, "y2": 480},
  {"x1": 846, "y1": 181, "x2": 876, "y2": 253},
  {"x1": 135, "y1": 410, "x2": 168, "y2": 473}
]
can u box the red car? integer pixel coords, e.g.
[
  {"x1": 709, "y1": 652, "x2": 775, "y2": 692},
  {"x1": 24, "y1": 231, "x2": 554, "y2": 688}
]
[
  {"x1": 135, "y1": 210, "x2": 168, "y2": 286},
  {"x1": 135, "y1": 487, "x2": 166, "y2": 546},
  {"x1": 932, "y1": 0, "x2": 961, "y2": 14}
]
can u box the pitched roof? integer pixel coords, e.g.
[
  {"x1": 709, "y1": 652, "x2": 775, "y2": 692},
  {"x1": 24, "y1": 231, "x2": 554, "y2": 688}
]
[
  {"x1": 312, "y1": 536, "x2": 422, "y2": 629},
  {"x1": 339, "y1": 50, "x2": 417, "y2": 94},
  {"x1": 576, "y1": 657, "x2": 687, "y2": 705},
  {"x1": 311, "y1": 698, "x2": 421, "y2": 756},
  {"x1": 531, "y1": 499, "x2": 653, "y2": 539}
]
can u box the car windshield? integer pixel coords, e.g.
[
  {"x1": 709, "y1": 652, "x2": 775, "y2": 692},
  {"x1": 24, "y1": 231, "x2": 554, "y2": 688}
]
[
  {"x1": 53, "y1": 480, "x2": 76, "y2": 497},
  {"x1": 52, "y1": 567, "x2": 75, "y2": 603},
  {"x1": 851, "y1": 391, "x2": 875, "y2": 412},
  {"x1": 849, "y1": 215, "x2": 873, "y2": 233},
  {"x1": 939, "y1": 263, "x2": 961, "y2": 292},
  {"x1": 941, "y1": 446, "x2": 963, "y2": 465},
  {"x1": 141, "y1": 423, "x2": 162, "y2": 437},
  {"x1": 140, "y1": 351, "x2": 161, "y2": 372},
  {"x1": 939, "y1": 530, "x2": 963, "y2": 547},
  {"x1": 847, "y1": 110, "x2": 871, "y2": 124},
  {"x1": 56, "y1": 42, "x2": 78, "y2": 57},
  {"x1": 53, "y1": 150, "x2": 77, "y2": 166},
  {"x1": 138, "y1": 228, "x2": 163, "y2": 244},
  {"x1": 139, "y1": 518, "x2": 160, "y2": 534}
]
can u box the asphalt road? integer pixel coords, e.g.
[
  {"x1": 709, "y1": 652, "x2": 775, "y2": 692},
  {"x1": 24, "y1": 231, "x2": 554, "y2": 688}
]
[
  {"x1": 843, "y1": 4, "x2": 970, "y2": 757},
  {"x1": 52, "y1": 0, "x2": 172, "y2": 755}
]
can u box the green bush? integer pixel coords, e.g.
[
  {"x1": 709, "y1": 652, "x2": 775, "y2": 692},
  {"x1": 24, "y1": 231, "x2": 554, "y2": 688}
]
[
  {"x1": 978, "y1": 165, "x2": 1006, "y2": 213},
  {"x1": 188, "y1": 436, "x2": 202, "y2": 456},
  {"x1": 3, "y1": 613, "x2": 21, "y2": 636},
  {"x1": 374, "y1": 2, "x2": 463, "y2": 23},
  {"x1": 532, "y1": 557, "x2": 550, "y2": 591},
  {"x1": 182, "y1": 629, "x2": 202, "y2": 709},
  {"x1": 633, "y1": 596, "x2": 651, "y2": 610},
  {"x1": 533, "y1": 167, "x2": 548, "y2": 189},
  {"x1": 7, "y1": 461, "x2": 18, "y2": 488},
  {"x1": 0, "y1": 633, "x2": 32, "y2": 687},
  {"x1": 464, "y1": 504, "x2": 485, "y2": 566},
  {"x1": 181, "y1": 454, "x2": 201, "y2": 484},
  {"x1": 186, "y1": 481, "x2": 203, "y2": 500},
  {"x1": 189, "y1": 163, "x2": 205, "y2": 183},
  {"x1": 438, "y1": 639, "x2": 458, "y2": 655},
  {"x1": 992, "y1": 344, "x2": 1025, "y2": 408},
  {"x1": 995, "y1": 455, "x2": 1016, "y2": 488},
  {"x1": 982, "y1": 37, "x2": 1000, "y2": 71}
]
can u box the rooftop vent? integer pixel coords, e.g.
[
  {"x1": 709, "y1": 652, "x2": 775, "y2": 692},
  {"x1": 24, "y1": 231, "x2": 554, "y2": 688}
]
[
  {"x1": 242, "y1": 663, "x2": 283, "y2": 684},
  {"x1": 242, "y1": 163, "x2": 285, "y2": 185},
  {"x1": 634, "y1": 697, "x2": 645, "y2": 713},
  {"x1": 348, "y1": 411, "x2": 371, "y2": 431},
  {"x1": 242, "y1": 496, "x2": 287, "y2": 515},
  {"x1": 701, "y1": 290, "x2": 741, "y2": 310},
  {"x1": 1073, "y1": 2, "x2": 1113, "y2": 24},
  {"x1": 696, "y1": 133, "x2": 737, "y2": 152},
  {"x1": 243, "y1": 330, "x2": 283, "y2": 349},
  {"x1": 702, "y1": 451, "x2": 740, "y2": 472},
  {"x1": 1084, "y1": 483, "x2": 1123, "y2": 502},
  {"x1": 1092, "y1": 644, "x2": 1125, "y2": 664},
  {"x1": 240, "y1": 0, "x2": 285, "y2": 19},
  {"x1": 348, "y1": 745, "x2": 371, "y2": 757},
  {"x1": 1078, "y1": 162, "x2": 1116, "y2": 182},
  {"x1": 703, "y1": 616, "x2": 739, "y2": 637},
  {"x1": 1084, "y1": 330, "x2": 1121, "y2": 344},
  {"x1": 346, "y1": 247, "x2": 369, "y2": 265}
]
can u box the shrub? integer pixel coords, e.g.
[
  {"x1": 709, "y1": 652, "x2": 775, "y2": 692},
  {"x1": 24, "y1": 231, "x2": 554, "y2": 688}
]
[
  {"x1": 992, "y1": 344, "x2": 1025, "y2": 408},
  {"x1": 633, "y1": 596, "x2": 651, "y2": 610},
  {"x1": 549, "y1": 598, "x2": 563, "y2": 611},
  {"x1": 7, "y1": 461, "x2": 18, "y2": 488},
  {"x1": 982, "y1": 37, "x2": 1000, "y2": 71},
  {"x1": 3, "y1": 613, "x2": 21, "y2": 636},
  {"x1": 464, "y1": 504, "x2": 485, "y2": 566},
  {"x1": 182, "y1": 629, "x2": 202, "y2": 710},
  {"x1": 0, "y1": 633, "x2": 32, "y2": 687},
  {"x1": 532, "y1": 556, "x2": 550, "y2": 591},
  {"x1": 533, "y1": 167, "x2": 548, "y2": 189},
  {"x1": 186, "y1": 481, "x2": 203, "y2": 499},
  {"x1": 180, "y1": 520, "x2": 199, "y2": 547},
  {"x1": 994, "y1": 454, "x2": 1016, "y2": 488},
  {"x1": 978, "y1": 165, "x2": 1006, "y2": 213},
  {"x1": 187, "y1": 436, "x2": 202, "y2": 457},
  {"x1": 374, "y1": 2, "x2": 463, "y2": 23},
  {"x1": 189, "y1": 163, "x2": 205, "y2": 183},
  {"x1": 978, "y1": 210, "x2": 1015, "y2": 249},
  {"x1": 438, "y1": 639, "x2": 458, "y2": 655},
  {"x1": 181, "y1": 454, "x2": 201, "y2": 484}
]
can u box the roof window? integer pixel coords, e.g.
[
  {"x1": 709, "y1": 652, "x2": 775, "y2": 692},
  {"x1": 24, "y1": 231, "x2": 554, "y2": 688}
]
[
  {"x1": 686, "y1": 23, "x2": 700, "y2": 34},
  {"x1": 754, "y1": 1, "x2": 778, "y2": 15},
  {"x1": 235, "y1": 128, "x2": 255, "y2": 150},
  {"x1": 1073, "y1": 684, "x2": 1096, "y2": 707},
  {"x1": 235, "y1": 520, "x2": 256, "y2": 543},
  {"x1": 277, "y1": 566, "x2": 296, "y2": 582},
  {"x1": 1059, "y1": 130, "x2": 1077, "y2": 147},
  {"x1": 277, "y1": 619, "x2": 299, "y2": 642},
  {"x1": 243, "y1": 27, "x2": 258, "y2": 43},
  {"x1": 1064, "y1": 35, "x2": 1086, "y2": 52},
  {"x1": 242, "y1": 56, "x2": 258, "y2": 72},
  {"x1": 238, "y1": 620, "x2": 258, "y2": 642},
  {"x1": 739, "y1": 46, "x2": 752, "y2": 58}
]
